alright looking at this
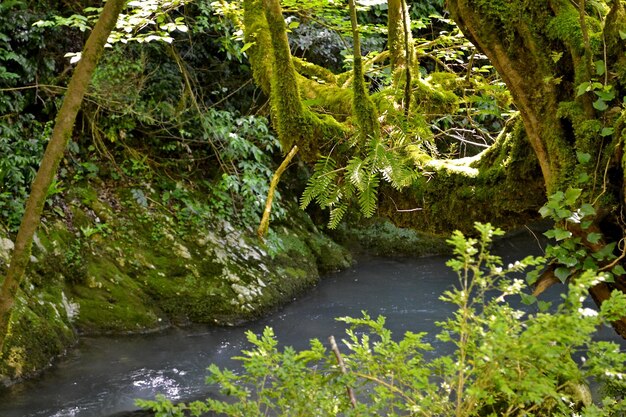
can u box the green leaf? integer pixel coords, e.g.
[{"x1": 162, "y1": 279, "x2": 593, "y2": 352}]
[
  {"x1": 620, "y1": 29, "x2": 626, "y2": 40},
  {"x1": 564, "y1": 187, "x2": 582, "y2": 205},
  {"x1": 592, "y1": 242, "x2": 617, "y2": 261},
  {"x1": 579, "y1": 203, "x2": 595, "y2": 217},
  {"x1": 576, "y1": 151, "x2": 591, "y2": 164},
  {"x1": 601, "y1": 127, "x2": 614, "y2": 137},
  {"x1": 538, "y1": 205, "x2": 551, "y2": 218},
  {"x1": 555, "y1": 266, "x2": 570, "y2": 283},
  {"x1": 583, "y1": 256, "x2": 598, "y2": 270},
  {"x1": 595, "y1": 60, "x2": 606, "y2": 76},
  {"x1": 593, "y1": 98, "x2": 609, "y2": 111},
  {"x1": 586, "y1": 232, "x2": 602, "y2": 244},
  {"x1": 576, "y1": 81, "x2": 590, "y2": 96},
  {"x1": 554, "y1": 228, "x2": 572, "y2": 241},
  {"x1": 240, "y1": 42, "x2": 255, "y2": 53},
  {"x1": 520, "y1": 293, "x2": 537, "y2": 305},
  {"x1": 576, "y1": 172, "x2": 590, "y2": 184},
  {"x1": 612, "y1": 264, "x2": 626, "y2": 276},
  {"x1": 537, "y1": 300, "x2": 552, "y2": 312},
  {"x1": 595, "y1": 89, "x2": 615, "y2": 101}
]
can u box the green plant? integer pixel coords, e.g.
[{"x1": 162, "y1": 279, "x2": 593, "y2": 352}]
[
  {"x1": 138, "y1": 222, "x2": 626, "y2": 416},
  {"x1": 301, "y1": 137, "x2": 417, "y2": 228},
  {"x1": 204, "y1": 109, "x2": 286, "y2": 227}
]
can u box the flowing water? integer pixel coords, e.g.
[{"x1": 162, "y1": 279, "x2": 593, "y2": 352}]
[{"x1": 0, "y1": 231, "x2": 623, "y2": 417}]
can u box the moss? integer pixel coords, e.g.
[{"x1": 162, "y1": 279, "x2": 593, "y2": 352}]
[
  {"x1": 547, "y1": 7, "x2": 585, "y2": 51},
  {"x1": 243, "y1": 0, "x2": 273, "y2": 93},
  {"x1": 293, "y1": 57, "x2": 338, "y2": 85},
  {"x1": 333, "y1": 217, "x2": 449, "y2": 256},
  {"x1": 299, "y1": 78, "x2": 354, "y2": 121},
  {"x1": 378, "y1": 120, "x2": 545, "y2": 234},
  {"x1": 70, "y1": 255, "x2": 164, "y2": 334},
  {"x1": 0, "y1": 288, "x2": 76, "y2": 384},
  {"x1": 412, "y1": 77, "x2": 460, "y2": 115}
]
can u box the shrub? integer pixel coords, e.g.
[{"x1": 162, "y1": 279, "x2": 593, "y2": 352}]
[{"x1": 138, "y1": 222, "x2": 626, "y2": 417}]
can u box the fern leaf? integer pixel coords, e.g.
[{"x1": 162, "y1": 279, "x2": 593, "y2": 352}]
[
  {"x1": 328, "y1": 203, "x2": 348, "y2": 229},
  {"x1": 346, "y1": 156, "x2": 367, "y2": 191},
  {"x1": 300, "y1": 156, "x2": 337, "y2": 209},
  {"x1": 358, "y1": 172, "x2": 380, "y2": 218}
]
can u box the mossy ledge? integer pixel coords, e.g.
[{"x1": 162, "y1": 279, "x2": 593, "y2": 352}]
[{"x1": 0, "y1": 182, "x2": 351, "y2": 386}]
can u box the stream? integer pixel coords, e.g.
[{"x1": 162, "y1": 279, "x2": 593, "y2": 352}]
[{"x1": 0, "y1": 231, "x2": 624, "y2": 417}]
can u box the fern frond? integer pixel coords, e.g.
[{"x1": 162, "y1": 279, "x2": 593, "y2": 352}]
[
  {"x1": 300, "y1": 156, "x2": 337, "y2": 209},
  {"x1": 346, "y1": 156, "x2": 367, "y2": 191},
  {"x1": 369, "y1": 137, "x2": 388, "y2": 170},
  {"x1": 358, "y1": 172, "x2": 380, "y2": 218},
  {"x1": 328, "y1": 203, "x2": 348, "y2": 229},
  {"x1": 380, "y1": 154, "x2": 416, "y2": 189}
]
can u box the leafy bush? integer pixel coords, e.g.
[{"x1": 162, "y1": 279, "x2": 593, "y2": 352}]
[
  {"x1": 0, "y1": 0, "x2": 61, "y2": 230},
  {"x1": 138, "y1": 222, "x2": 626, "y2": 417}
]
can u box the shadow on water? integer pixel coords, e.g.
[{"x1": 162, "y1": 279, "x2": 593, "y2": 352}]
[{"x1": 0, "y1": 228, "x2": 623, "y2": 417}]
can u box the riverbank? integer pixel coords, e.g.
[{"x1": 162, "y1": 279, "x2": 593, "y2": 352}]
[{"x1": 0, "y1": 179, "x2": 356, "y2": 386}]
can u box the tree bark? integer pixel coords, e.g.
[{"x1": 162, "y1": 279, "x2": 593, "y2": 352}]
[
  {"x1": 447, "y1": 0, "x2": 626, "y2": 337},
  {"x1": 0, "y1": 0, "x2": 126, "y2": 354}
]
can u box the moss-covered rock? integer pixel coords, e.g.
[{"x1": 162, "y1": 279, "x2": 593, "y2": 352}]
[
  {"x1": 331, "y1": 217, "x2": 449, "y2": 257},
  {"x1": 0, "y1": 182, "x2": 351, "y2": 386}
]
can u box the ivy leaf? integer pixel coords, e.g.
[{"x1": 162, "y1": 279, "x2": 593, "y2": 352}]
[
  {"x1": 577, "y1": 172, "x2": 590, "y2": 184},
  {"x1": 555, "y1": 266, "x2": 570, "y2": 283},
  {"x1": 537, "y1": 300, "x2": 552, "y2": 312},
  {"x1": 579, "y1": 203, "x2": 595, "y2": 217},
  {"x1": 612, "y1": 264, "x2": 626, "y2": 276},
  {"x1": 576, "y1": 152, "x2": 591, "y2": 164},
  {"x1": 595, "y1": 89, "x2": 615, "y2": 101},
  {"x1": 564, "y1": 187, "x2": 582, "y2": 206},
  {"x1": 576, "y1": 81, "x2": 590, "y2": 96},
  {"x1": 592, "y1": 242, "x2": 617, "y2": 261},
  {"x1": 545, "y1": 228, "x2": 572, "y2": 241},
  {"x1": 601, "y1": 127, "x2": 614, "y2": 137},
  {"x1": 586, "y1": 232, "x2": 602, "y2": 244},
  {"x1": 593, "y1": 98, "x2": 609, "y2": 111},
  {"x1": 520, "y1": 293, "x2": 536, "y2": 305},
  {"x1": 595, "y1": 60, "x2": 606, "y2": 76}
]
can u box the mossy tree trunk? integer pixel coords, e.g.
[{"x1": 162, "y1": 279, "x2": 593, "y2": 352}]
[
  {"x1": 243, "y1": 1, "x2": 626, "y2": 337},
  {"x1": 0, "y1": 0, "x2": 126, "y2": 354},
  {"x1": 447, "y1": 0, "x2": 626, "y2": 336}
]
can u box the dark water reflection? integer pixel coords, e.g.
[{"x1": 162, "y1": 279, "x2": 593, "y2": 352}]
[{"x1": 0, "y1": 231, "x2": 623, "y2": 417}]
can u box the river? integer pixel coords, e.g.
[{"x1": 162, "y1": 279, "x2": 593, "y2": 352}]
[{"x1": 0, "y1": 231, "x2": 623, "y2": 417}]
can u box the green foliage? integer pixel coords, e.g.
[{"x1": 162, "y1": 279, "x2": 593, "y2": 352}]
[
  {"x1": 301, "y1": 137, "x2": 416, "y2": 228},
  {"x1": 0, "y1": 0, "x2": 60, "y2": 231},
  {"x1": 139, "y1": 223, "x2": 626, "y2": 416},
  {"x1": 537, "y1": 187, "x2": 622, "y2": 284},
  {"x1": 34, "y1": 0, "x2": 192, "y2": 53},
  {"x1": 205, "y1": 109, "x2": 285, "y2": 226}
]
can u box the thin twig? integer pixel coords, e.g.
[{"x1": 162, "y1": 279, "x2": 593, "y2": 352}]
[
  {"x1": 389, "y1": 195, "x2": 422, "y2": 212},
  {"x1": 329, "y1": 335, "x2": 357, "y2": 409}
]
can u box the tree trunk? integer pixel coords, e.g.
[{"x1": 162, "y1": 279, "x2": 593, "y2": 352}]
[
  {"x1": 0, "y1": 0, "x2": 126, "y2": 354},
  {"x1": 447, "y1": 0, "x2": 626, "y2": 337}
]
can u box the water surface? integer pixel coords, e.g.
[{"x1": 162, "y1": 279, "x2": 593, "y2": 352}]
[{"x1": 0, "y1": 232, "x2": 622, "y2": 416}]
